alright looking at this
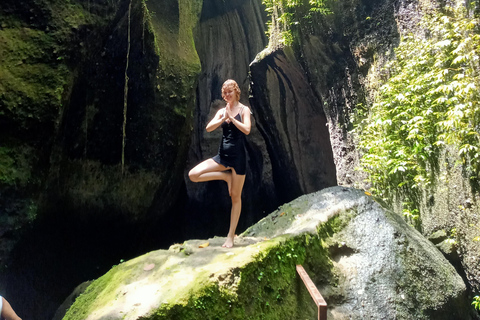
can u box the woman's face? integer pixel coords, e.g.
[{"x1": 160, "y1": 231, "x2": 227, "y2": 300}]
[{"x1": 223, "y1": 85, "x2": 237, "y2": 103}]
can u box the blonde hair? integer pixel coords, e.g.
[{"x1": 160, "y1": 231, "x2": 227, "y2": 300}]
[{"x1": 221, "y1": 79, "x2": 241, "y2": 101}]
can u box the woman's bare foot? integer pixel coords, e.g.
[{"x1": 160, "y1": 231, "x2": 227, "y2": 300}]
[{"x1": 222, "y1": 236, "x2": 234, "y2": 248}]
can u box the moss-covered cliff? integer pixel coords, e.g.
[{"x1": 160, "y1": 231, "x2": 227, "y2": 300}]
[
  {"x1": 254, "y1": 0, "x2": 480, "y2": 301},
  {"x1": 1, "y1": 0, "x2": 203, "y2": 318},
  {"x1": 45, "y1": 0, "x2": 202, "y2": 223},
  {"x1": 0, "y1": 0, "x2": 203, "y2": 241},
  {"x1": 0, "y1": 0, "x2": 117, "y2": 270}
]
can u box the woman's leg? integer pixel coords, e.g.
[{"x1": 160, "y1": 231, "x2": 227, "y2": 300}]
[
  {"x1": 222, "y1": 169, "x2": 246, "y2": 248},
  {"x1": 1, "y1": 297, "x2": 22, "y2": 320},
  {"x1": 189, "y1": 159, "x2": 232, "y2": 193}
]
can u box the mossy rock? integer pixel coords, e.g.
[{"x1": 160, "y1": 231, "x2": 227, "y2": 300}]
[
  {"x1": 63, "y1": 186, "x2": 470, "y2": 320},
  {"x1": 0, "y1": 0, "x2": 113, "y2": 263},
  {"x1": 41, "y1": 0, "x2": 203, "y2": 224}
]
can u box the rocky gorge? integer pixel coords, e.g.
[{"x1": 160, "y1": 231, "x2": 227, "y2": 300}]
[{"x1": 0, "y1": 0, "x2": 479, "y2": 319}]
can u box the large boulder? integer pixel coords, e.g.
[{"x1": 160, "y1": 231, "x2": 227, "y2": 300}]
[{"x1": 63, "y1": 186, "x2": 470, "y2": 319}]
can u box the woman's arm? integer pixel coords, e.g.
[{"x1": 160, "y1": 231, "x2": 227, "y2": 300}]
[
  {"x1": 1, "y1": 297, "x2": 22, "y2": 320},
  {"x1": 206, "y1": 108, "x2": 226, "y2": 132},
  {"x1": 227, "y1": 104, "x2": 251, "y2": 135}
]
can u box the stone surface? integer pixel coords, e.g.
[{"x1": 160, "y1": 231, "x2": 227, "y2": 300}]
[
  {"x1": 428, "y1": 229, "x2": 449, "y2": 245},
  {"x1": 63, "y1": 187, "x2": 471, "y2": 319},
  {"x1": 249, "y1": 47, "x2": 338, "y2": 200}
]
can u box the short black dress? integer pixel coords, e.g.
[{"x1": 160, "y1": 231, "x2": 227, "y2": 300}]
[{"x1": 212, "y1": 108, "x2": 247, "y2": 175}]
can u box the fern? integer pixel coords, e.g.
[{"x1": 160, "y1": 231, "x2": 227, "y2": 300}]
[{"x1": 358, "y1": 4, "x2": 480, "y2": 224}]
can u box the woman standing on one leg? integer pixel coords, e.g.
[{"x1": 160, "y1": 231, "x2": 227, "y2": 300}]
[{"x1": 189, "y1": 79, "x2": 251, "y2": 248}]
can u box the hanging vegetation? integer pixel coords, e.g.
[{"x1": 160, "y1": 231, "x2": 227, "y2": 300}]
[
  {"x1": 357, "y1": 3, "x2": 480, "y2": 224},
  {"x1": 121, "y1": 0, "x2": 132, "y2": 175},
  {"x1": 261, "y1": 0, "x2": 331, "y2": 45}
]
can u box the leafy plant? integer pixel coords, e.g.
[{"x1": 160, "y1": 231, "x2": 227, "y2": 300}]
[
  {"x1": 358, "y1": 4, "x2": 480, "y2": 224},
  {"x1": 473, "y1": 295, "x2": 480, "y2": 311},
  {"x1": 262, "y1": 0, "x2": 331, "y2": 45}
]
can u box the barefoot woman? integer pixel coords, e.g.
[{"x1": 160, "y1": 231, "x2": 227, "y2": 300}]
[{"x1": 188, "y1": 79, "x2": 251, "y2": 248}]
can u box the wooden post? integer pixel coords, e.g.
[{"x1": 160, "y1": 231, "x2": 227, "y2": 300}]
[{"x1": 296, "y1": 265, "x2": 327, "y2": 320}]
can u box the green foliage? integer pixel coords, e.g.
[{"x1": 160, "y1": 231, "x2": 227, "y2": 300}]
[
  {"x1": 473, "y1": 295, "x2": 480, "y2": 310},
  {"x1": 262, "y1": 0, "x2": 331, "y2": 45},
  {"x1": 358, "y1": 4, "x2": 480, "y2": 223}
]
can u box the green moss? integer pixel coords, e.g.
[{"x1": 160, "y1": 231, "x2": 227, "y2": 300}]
[
  {"x1": 0, "y1": 0, "x2": 105, "y2": 180},
  {"x1": 0, "y1": 21, "x2": 71, "y2": 237},
  {"x1": 318, "y1": 211, "x2": 353, "y2": 238},
  {"x1": 0, "y1": 27, "x2": 66, "y2": 119},
  {"x1": 0, "y1": 0, "x2": 118, "y2": 260},
  {"x1": 144, "y1": 236, "x2": 332, "y2": 319},
  {"x1": 0, "y1": 145, "x2": 36, "y2": 187},
  {"x1": 63, "y1": 253, "x2": 161, "y2": 319},
  {"x1": 62, "y1": 195, "x2": 359, "y2": 319},
  {"x1": 63, "y1": 266, "x2": 121, "y2": 319},
  {"x1": 51, "y1": 160, "x2": 162, "y2": 221},
  {"x1": 142, "y1": 0, "x2": 202, "y2": 121},
  {"x1": 144, "y1": 0, "x2": 202, "y2": 72},
  {"x1": 0, "y1": 142, "x2": 40, "y2": 229}
]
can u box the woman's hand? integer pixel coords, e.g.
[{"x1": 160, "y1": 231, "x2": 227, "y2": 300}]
[
  {"x1": 206, "y1": 107, "x2": 227, "y2": 132},
  {"x1": 227, "y1": 103, "x2": 252, "y2": 135},
  {"x1": 225, "y1": 103, "x2": 234, "y2": 124}
]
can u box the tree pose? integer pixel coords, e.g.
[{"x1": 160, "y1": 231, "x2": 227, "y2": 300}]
[{"x1": 189, "y1": 79, "x2": 251, "y2": 248}]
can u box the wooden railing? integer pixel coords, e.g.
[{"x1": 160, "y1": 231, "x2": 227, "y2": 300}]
[{"x1": 296, "y1": 265, "x2": 327, "y2": 320}]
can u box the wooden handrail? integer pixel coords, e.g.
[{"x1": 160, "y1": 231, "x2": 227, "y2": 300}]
[{"x1": 296, "y1": 265, "x2": 327, "y2": 320}]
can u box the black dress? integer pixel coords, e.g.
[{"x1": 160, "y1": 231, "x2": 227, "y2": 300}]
[{"x1": 212, "y1": 109, "x2": 247, "y2": 175}]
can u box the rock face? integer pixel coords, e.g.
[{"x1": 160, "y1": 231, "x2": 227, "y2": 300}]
[
  {"x1": 247, "y1": 0, "x2": 480, "y2": 295},
  {"x1": 184, "y1": 0, "x2": 339, "y2": 240},
  {"x1": 0, "y1": 0, "x2": 118, "y2": 278},
  {"x1": 45, "y1": 0, "x2": 202, "y2": 226},
  {"x1": 63, "y1": 187, "x2": 471, "y2": 320},
  {"x1": 0, "y1": 0, "x2": 203, "y2": 242},
  {"x1": 1, "y1": 1, "x2": 203, "y2": 319},
  {"x1": 183, "y1": 0, "x2": 281, "y2": 238},
  {"x1": 250, "y1": 47, "x2": 337, "y2": 200}
]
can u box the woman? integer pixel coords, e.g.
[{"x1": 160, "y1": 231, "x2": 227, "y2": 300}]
[
  {"x1": 189, "y1": 79, "x2": 251, "y2": 248},
  {"x1": 0, "y1": 296, "x2": 22, "y2": 320}
]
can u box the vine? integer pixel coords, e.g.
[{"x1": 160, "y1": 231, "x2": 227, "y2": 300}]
[
  {"x1": 121, "y1": 0, "x2": 132, "y2": 175},
  {"x1": 262, "y1": 0, "x2": 331, "y2": 46},
  {"x1": 357, "y1": 3, "x2": 480, "y2": 224}
]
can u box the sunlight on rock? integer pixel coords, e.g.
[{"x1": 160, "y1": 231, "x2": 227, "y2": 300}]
[{"x1": 87, "y1": 282, "x2": 162, "y2": 320}]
